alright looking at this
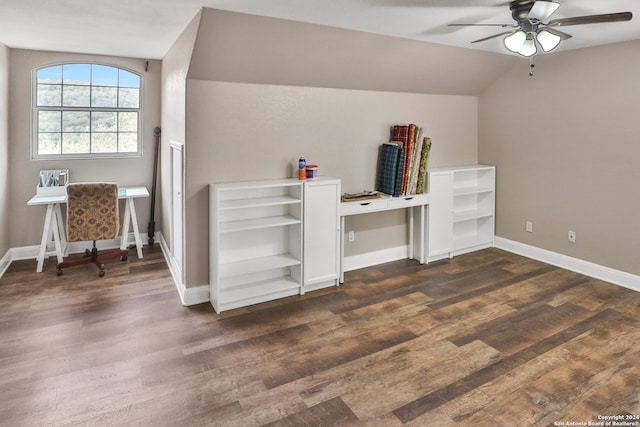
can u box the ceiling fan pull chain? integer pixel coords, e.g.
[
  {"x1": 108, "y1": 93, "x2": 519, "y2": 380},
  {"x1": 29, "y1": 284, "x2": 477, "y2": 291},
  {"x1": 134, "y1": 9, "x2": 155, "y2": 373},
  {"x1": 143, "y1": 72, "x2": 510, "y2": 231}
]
[{"x1": 529, "y1": 57, "x2": 535, "y2": 77}]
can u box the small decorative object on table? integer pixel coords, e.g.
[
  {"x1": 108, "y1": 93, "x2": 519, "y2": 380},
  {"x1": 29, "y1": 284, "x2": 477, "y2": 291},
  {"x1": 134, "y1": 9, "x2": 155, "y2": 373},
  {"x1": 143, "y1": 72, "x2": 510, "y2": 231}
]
[
  {"x1": 37, "y1": 169, "x2": 69, "y2": 196},
  {"x1": 306, "y1": 165, "x2": 318, "y2": 179},
  {"x1": 298, "y1": 156, "x2": 306, "y2": 180},
  {"x1": 341, "y1": 190, "x2": 381, "y2": 202}
]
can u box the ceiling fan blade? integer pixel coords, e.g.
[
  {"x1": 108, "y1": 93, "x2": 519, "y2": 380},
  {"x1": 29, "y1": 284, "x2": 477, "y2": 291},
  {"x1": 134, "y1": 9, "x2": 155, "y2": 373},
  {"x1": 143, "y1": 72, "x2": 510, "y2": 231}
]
[
  {"x1": 542, "y1": 27, "x2": 572, "y2": 40},
  {"x1": 527, "y1": 1, "x2": 560, "y2": 21},
  {"x1": 472, "y1": 30, "x2": 516, "y2": 43},
  {"x1": 548, "y1": 12, "x2": 632, "y2": 27},
  {"x1": 448, "y1": 23, "x2": 514, "y2": 27}
]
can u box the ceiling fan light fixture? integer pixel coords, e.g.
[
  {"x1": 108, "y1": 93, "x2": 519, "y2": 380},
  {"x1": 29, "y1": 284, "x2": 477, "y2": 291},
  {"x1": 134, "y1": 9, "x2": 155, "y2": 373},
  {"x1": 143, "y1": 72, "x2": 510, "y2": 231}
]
[
  {"x1": 536, "y1": 29, "x2": 561, "y2": 52},
  {"x1": 504, "y1": 30, "x2": 526, "y2": 53},
  {"x1": 517, "y1": 34, "x2": 538, "y2": 57}
]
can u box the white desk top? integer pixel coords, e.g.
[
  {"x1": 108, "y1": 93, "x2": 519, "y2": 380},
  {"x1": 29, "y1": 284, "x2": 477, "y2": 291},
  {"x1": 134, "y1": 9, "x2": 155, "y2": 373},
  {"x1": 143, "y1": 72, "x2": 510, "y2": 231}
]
[
  {"x1": 340, "y1": 193, "x2": 429, "y2": 216},
  {"x1": 118, "y1": 186, "x2": 150, "y2": 199},
  {"x1": 28, "y1": 185, "x2": 149, "y2": 206}
]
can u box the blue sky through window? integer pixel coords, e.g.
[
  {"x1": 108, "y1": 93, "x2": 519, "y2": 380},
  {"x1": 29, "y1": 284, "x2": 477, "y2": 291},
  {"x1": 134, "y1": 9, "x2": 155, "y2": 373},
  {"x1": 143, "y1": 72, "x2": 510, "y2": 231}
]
[
  {"x1": 37, "y1": 64, "x2": 139, "y2": 88},
  {"x1": 37, "y1": 66, "x2": 62, "y2": 83},
  {"x1": 119, "y1": 69, "x2": 140, "y2": 88},
  {"x1": 63, "y1": 64, "x2": 90, "y2": 84},
  {"x1": 92, "y1": 65, "x2": 118, "y2": 86}
]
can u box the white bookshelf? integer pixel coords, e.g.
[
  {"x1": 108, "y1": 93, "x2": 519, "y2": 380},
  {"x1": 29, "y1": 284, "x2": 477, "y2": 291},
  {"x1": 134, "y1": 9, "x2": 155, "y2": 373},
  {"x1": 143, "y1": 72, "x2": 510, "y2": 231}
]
[
  {"x1": 210, "y1": 179, "x2": 303, "y2": 313},
  {"x1": 427, "y1": 165, "x2": 495, "y2": 261}
]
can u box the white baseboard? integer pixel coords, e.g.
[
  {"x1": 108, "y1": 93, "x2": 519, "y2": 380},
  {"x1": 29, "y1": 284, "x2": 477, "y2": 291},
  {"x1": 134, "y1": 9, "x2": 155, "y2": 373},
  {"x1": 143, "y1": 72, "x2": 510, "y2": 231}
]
[
  {"x1": 343, "y1": 245, "x2": 409, "y2": 273},
  {"x1": 176, "y1": 245, "x2": 410, "y2": 307},
  {"x1": 1, "y1": 231, "x2": 211, "y2": 306},
  {"x1": 9, "y1": 245, "x2": 45, "y2": 261},
  {"x1": 156, "y1": 233, "x2": 209, "y2": 306},
  {"x1": 0, "y1": 249, "x2": 11, "y2": 278},
  {"x1": 7, "y1": 232, "x2": 148, "y2": 262},
  {"x1": 183, "y1": 285, "x2": 210, "y2": 306},
  {"x1": 0, "y1": 233, "x2": 147, "y2": 279},
  {"x1": 174, "y1": 245, "x2": 411, "y2": 307},
  {"x1": 6, "y1": 235, "x2": 636, "y2": 303},
  {"x1": 495, "y1": 237, "x2": 640, "y2": 293}
]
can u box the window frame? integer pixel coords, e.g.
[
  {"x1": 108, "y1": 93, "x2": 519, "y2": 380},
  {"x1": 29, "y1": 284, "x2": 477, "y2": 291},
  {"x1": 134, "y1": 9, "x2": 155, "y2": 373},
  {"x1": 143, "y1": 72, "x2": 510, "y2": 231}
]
[{"x1": 31, "y1": 62, "x2": 144, "y2": 160}]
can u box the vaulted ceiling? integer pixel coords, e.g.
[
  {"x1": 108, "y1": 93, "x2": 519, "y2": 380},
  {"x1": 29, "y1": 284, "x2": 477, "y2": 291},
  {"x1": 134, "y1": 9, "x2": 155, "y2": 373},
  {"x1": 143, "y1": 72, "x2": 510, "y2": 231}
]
[{"x1": 0, "y1": 0, "x2": 638, "y2": 59}]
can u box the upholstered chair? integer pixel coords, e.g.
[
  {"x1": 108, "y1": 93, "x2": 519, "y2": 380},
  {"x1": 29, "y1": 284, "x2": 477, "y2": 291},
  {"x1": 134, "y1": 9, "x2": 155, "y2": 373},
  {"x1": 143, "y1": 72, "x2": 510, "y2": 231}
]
[{"x1": 56, "y1": 183, "x2": 129, "y2": 277}]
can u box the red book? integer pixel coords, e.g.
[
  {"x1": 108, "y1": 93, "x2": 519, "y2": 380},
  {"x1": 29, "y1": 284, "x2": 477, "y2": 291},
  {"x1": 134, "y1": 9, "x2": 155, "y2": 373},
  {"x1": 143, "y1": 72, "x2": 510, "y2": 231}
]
[
  {"x1": 401, "y1": 124, "x2": 416, "y2": 195},
  {"x1": 391, "y1": 124, "x2": 409, "y2": 149}
]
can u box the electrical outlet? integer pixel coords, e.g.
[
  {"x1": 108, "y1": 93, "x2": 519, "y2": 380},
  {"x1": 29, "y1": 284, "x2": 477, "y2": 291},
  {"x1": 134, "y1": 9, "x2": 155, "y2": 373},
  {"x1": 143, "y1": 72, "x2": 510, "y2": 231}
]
[
  {"x1": 348, "y1": 231, "x2": 355, "y2": 242},
  {"x1": 525, "y1": 221, "x2": 533, "y2": 233},
  {"x1": 568, "y1": 230, "x2": 576, "y2": 243}
]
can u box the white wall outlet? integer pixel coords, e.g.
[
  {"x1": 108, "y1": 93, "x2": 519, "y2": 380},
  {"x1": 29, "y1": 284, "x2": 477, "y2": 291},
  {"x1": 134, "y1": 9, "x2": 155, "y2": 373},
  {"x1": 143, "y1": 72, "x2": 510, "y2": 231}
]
[
  {"x1": 348, "y1": 230, "x2": 355, "y2": 242},
  {"x1": 568, "y1": 230, "x2": 576, "y2": 243},
  {"x1": 525, "y1": 221, "x2": 533, "y2": 233}
]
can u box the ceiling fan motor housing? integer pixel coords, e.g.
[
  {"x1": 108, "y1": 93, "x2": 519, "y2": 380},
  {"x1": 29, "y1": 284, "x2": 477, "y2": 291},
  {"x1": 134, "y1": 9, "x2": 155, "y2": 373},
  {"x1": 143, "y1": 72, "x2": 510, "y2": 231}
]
[{"x1": 510, "y1": 0, "x2": 537, "y2": 22}]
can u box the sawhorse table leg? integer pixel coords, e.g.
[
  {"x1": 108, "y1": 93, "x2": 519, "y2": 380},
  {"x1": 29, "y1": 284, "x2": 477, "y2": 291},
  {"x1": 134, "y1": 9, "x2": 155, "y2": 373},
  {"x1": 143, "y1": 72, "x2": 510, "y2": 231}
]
[{"x1": 120, "y1": 198, "x2": 144, "y2": 259}]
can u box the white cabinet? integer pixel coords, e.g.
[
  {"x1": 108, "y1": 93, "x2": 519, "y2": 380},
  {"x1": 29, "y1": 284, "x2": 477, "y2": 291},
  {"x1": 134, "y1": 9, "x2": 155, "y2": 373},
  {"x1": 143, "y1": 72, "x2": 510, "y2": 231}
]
[
  {"x1": 303, "y1": 178, "x2": 341, "y2": 293},
  {"x1": 209, "y1": 179, "x2": 303, "y2": 313},
  {"x1": 426, "y1": 165, "x2": 495, "y2": 261},
  {"x1": 425, "y1": 171, "x2": 454, "y2": 262}
]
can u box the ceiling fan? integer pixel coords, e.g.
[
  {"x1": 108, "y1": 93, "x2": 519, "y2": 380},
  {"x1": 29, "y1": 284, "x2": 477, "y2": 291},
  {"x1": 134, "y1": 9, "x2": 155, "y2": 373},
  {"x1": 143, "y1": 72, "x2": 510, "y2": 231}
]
[{"x1": 449, "y1": 0, "x2": 632, "y2": 57}]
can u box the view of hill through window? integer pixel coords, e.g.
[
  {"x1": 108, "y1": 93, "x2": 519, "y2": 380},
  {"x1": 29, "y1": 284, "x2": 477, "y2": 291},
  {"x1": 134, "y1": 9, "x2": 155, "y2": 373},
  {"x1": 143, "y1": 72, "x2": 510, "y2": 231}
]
[{"x1": 35, "y1": 64, "x2": 141, "y2": 156}]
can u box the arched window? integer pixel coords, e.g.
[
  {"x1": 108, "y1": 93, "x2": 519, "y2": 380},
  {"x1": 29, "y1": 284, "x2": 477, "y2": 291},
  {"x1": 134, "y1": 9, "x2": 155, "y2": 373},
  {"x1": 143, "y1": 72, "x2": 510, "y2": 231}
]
[{"x1": 33, "y1": 63, "x2": 142, "y2": 158}]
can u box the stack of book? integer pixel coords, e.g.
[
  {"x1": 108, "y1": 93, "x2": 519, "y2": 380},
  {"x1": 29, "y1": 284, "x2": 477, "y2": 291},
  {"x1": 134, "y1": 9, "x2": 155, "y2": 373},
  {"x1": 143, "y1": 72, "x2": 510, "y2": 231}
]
[{"x1": 376, "y1": 124, "x2": 432, "y2": 197}]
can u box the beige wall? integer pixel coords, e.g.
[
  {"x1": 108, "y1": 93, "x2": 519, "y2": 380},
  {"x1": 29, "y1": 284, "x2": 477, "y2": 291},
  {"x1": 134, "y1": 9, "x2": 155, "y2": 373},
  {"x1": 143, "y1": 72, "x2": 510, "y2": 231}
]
[
  {"x1": 9, "y1": 50, "x2": 161, "y2": 248},
  {"x1": 0, "y1": 42, "x2": 9, "y2": 256},
  {"x1": 479, "y1": 40, "x2": 640, "y2": 276},
  {"x1": 174, "y1": 8, "x2": 640, "y2": 288},
  {"x1": 160, "y1": 10, "x2": 201, "y2": 262},
  {"x1": 178, "y1": 8, "x2": 505, "y2": 287},
  {"x1": 185, "y1": 81, "x2": 478, "y2": 285},
  {"x1": 188, "y1": 9, "x2": 517, "y2": 96}
]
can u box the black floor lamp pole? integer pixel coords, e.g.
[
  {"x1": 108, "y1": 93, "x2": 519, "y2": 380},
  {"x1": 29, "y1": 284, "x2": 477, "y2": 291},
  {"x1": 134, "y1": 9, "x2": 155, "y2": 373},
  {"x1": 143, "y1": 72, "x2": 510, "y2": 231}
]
[{"x1": 148, "y1": 126, "x2": 161, "y2": 245}]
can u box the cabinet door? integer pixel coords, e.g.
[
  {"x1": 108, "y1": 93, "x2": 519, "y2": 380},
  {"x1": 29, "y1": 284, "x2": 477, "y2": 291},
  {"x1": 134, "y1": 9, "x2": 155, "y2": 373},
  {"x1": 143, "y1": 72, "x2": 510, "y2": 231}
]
[
  {"x1": 304, "y1": 179, "x2": 340, "y2": 291},
  {"x1": 427, "y1": 172, "x2": 454, "y2": 261}
]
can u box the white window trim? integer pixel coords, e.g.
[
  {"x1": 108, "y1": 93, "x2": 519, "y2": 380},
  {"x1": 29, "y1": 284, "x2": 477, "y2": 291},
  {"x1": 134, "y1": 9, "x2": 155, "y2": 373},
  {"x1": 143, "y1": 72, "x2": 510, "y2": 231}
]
[{"x1": 31, "y1": 62, "x2": 144, "y2": 160}]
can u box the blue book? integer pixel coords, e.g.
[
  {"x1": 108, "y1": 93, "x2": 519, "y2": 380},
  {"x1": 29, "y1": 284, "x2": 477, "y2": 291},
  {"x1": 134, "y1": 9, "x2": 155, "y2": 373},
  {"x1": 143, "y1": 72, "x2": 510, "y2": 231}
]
[
  {"x1": 377, "y1": 143, "x2": 400, "y2": 196},
  {"x1": 393, "y1": 147, "x2": 404, "y2": 198}
]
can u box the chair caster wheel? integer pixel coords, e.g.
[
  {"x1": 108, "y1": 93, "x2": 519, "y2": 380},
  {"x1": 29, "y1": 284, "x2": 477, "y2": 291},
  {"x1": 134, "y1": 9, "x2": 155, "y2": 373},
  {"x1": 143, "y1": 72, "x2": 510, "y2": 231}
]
[
  {"x1": 98, "y1": 270, "x2": 105, "y2": 277},
  {"x1": 121, "y1": 255, "x2": 128, "y2": 261},
  {"x1": 57, "y1": 269, "x2": 63, "y2": 276}
]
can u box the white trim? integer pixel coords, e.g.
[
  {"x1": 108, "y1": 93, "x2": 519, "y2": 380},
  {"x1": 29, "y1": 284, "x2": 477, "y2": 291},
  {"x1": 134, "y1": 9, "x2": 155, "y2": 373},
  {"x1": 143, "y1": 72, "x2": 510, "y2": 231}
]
[
  {"x1": 0, "y1": 231, "x2": 211, "y2": 306},
  {"x1": 495, "y1": 237, "x2": 640, "y2": 293},
  {"x1": 31, "y1": 63, "x2": 144, "y2": 161},
  {"x1": 183, "y1": 285, "x2": 209, "y2": 306},
  {"x1": 7, "y1": 233, "x2": 146, "y2": 259},
  {"x1": 157, "y1": 232, "x2": 209, "y2": 306},
  {"x1": 0, "y1": 249, "x2": 11, "y2": 278},
  {"x1": 0, "y1": 232, "x2": 147, "y2": 278},
  {"x1": 8, "y1": 233, "x2": 635, "y2": 305},
  {"x1": 7, "y1": 245, "x2": 39, "y2": 261},
  {"x1": 343, "y1": 245, "x2": 409, "y2": 273},
  {"x1": 169, "y1": 139, "x2": 185, "y2": 291}
]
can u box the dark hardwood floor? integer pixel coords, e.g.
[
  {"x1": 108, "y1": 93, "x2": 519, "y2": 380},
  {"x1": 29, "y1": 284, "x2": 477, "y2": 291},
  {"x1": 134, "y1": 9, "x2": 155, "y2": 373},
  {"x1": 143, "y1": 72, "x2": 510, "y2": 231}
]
[{"x1": 1, "y1": 246, "x2": 639, "y2": 426}]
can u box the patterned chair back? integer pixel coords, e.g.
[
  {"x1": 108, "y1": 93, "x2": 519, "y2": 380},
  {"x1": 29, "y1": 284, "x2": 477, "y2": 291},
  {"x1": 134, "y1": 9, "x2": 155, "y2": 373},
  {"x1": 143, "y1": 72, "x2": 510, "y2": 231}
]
[{"x1": 66, "y1": 183, "x2": 120, "y2": 242}]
